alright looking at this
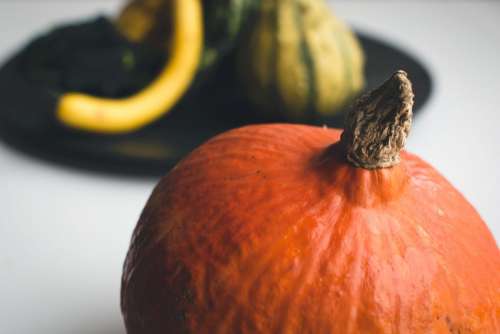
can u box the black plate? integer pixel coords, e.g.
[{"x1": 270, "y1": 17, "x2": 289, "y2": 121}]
[{"x1": 0, "y1": 31, "x2": 433, "y2": 177}]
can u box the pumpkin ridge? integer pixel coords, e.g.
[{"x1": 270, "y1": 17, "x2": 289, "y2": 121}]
[
  {"x1": 247, "y1": 195, "x2": 357, "y2": 333},
  {"x1": 196, "y1": 214, "x2": 308, "y2": 332},
  {"x1": 342, "y1": 216, "x2": 369, "y2": 333},
  {"x1": 368, "y1": 212, "x2": 406, "y2": 331},
  {"x1": 357, "y1": 191, "x2": 500, "y2": 332},
  {"x1": 184, "y1": 186, "x2": 335, "y2": 331},
  {"x1": 177, "y1": 155, "x2": 352, "y2": 332},
  {"x1": 273, "y1": 195, "x2": 346, "y2": 333},
  {"x1": 362, "y1": 208, "x2": 430, "y2": 330}
]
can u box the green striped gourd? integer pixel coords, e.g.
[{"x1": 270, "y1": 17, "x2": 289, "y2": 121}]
[{"x1": 237, "y1": 0, "x2": 365, "y2": 120}]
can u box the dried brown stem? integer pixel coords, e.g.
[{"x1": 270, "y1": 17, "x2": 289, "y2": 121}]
[{"x1": 341, "y1": 70, "x2": 414, "y2": 169}]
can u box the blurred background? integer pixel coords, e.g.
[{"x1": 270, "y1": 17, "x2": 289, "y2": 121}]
[{"x1": 0, "y1": 1, "x2": 499, "y2": 333}]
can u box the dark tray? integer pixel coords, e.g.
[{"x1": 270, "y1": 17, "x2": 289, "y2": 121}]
[{"x1": 0, "y1": 31, "x2": 432, "y2": 178}]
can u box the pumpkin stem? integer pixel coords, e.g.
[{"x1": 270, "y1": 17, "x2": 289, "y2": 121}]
[{"x1": 340, "y1": 70, "x2": 414, "y2": 169}]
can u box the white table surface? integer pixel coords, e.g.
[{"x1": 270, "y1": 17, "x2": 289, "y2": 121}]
[{"x1": 1, "y1": 1, "x2": 499, "y2": 333}]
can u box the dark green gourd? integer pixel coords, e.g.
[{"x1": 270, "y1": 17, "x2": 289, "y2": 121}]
[{"x1": 117, "y1": 0, "x2": 255, "y2": 74}]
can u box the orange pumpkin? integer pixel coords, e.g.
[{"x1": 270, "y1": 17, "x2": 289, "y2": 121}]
[{"x1": 121, "y1": 71, "x2": 500, "y2": 333}]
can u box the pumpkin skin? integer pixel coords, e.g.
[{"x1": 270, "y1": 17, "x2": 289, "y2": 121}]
[
  {"x1": 237, "y1": 0, "x2": 365, "y2": 120},
  {"x1": 121, "y1": 123, "x2": 500, "y2": 333},
  {"x1": 121, "y1": 72, "x2": 500, "y2": 333}
]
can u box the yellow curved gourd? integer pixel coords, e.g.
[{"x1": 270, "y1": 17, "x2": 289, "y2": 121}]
[{"x1": 57, "y1": 0, "x2": 203, "y2": 133}]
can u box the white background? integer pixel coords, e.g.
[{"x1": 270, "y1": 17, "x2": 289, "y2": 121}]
[{"x1": 0, "y1": 1, "x2": 499, "y2": 333}]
